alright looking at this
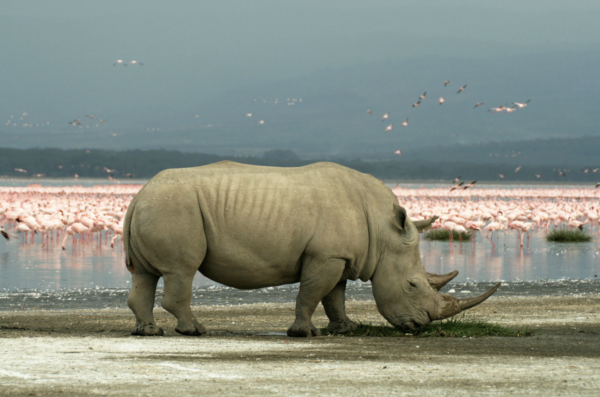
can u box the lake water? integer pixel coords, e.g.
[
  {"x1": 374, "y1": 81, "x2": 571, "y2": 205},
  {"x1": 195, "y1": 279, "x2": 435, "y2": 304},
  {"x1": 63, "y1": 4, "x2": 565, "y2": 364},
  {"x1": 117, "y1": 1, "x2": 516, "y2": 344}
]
[
  {"x1": 1, "y1": 228, "x2": 598, "y2": 311},
  {"x1": 1, "y1": 179, "x2": 599, "y2": 311}
]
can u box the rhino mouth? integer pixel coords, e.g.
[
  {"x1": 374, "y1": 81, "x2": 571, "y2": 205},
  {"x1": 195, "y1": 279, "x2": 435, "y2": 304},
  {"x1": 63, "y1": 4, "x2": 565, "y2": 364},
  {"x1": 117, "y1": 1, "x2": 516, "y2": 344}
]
[
  {"x1": 398, "y1": 319, "x2": 425, "y2": 332},
  {"x1": 396, "y1": 312, "x2": 432, "y2": 332}
]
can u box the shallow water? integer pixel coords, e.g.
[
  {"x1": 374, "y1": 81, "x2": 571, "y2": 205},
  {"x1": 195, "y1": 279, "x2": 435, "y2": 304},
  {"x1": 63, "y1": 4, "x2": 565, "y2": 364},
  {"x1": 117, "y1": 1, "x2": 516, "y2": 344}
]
[{"x1": 1, "y1": 230, "x2": 599, "y2": 311}]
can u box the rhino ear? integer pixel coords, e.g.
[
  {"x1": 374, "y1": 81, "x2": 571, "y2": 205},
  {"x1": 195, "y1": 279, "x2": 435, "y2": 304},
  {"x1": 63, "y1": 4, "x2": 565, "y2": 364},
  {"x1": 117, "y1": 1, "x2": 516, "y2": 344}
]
[
  {"x1": 392, "y1": 204, "x2": 407, "y2": 231},
  {"x1": 413, "y1": 216, "x2": 439, "y2": 233}
]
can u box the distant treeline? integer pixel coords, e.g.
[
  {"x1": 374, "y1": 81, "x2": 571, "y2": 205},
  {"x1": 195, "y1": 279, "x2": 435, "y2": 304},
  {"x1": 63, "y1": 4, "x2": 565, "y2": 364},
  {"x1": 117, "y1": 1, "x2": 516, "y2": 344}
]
[{"x1": 0, "y1": 147, "x2": 598, "y2": 183}]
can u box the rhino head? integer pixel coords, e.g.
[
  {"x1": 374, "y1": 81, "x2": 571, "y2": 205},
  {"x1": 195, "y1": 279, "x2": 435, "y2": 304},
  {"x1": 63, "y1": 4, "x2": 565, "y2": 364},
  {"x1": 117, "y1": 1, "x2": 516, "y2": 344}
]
[{"x1": 371, "y1": 205, "x2": 500, "y2": 332}]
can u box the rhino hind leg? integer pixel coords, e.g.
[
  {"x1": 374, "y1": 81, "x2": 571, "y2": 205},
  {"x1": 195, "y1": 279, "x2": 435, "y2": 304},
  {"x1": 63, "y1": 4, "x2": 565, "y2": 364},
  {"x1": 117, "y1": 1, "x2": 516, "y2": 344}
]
[
  {"x1": 322, "y1": 281, "x2": 359, "y2": 334},
  {"x1": 161, "y1": 273, "x2": 207, "y2": 336},
  {"x1": 287, "y1": 257, "x2": 346, "y2": 337},
  {"x1": 128, "y1": 271, "x2": 164, "y2": 336}
]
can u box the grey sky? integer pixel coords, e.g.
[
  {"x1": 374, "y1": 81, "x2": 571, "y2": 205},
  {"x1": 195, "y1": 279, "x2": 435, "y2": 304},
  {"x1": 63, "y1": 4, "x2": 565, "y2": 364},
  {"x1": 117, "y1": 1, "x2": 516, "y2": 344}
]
[{"x1": 2, "y1": 1, "x2": 600, "y2": 156}]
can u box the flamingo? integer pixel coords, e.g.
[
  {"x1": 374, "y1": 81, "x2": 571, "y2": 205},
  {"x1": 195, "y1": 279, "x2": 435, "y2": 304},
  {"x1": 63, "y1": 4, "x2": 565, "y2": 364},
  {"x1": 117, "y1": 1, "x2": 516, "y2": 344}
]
[
  {"x1": 442, "y1": 221, "x2": 457, "y2": 243},
  {"x1": 513, "y1": 99, "x2": 530, "y2": 108},
  {"x1": 454, "y1": 225, "x2": 468, "y2": 243},
  {"x1": 484, "y1": 221, "x2": 503, "y2": 249}
]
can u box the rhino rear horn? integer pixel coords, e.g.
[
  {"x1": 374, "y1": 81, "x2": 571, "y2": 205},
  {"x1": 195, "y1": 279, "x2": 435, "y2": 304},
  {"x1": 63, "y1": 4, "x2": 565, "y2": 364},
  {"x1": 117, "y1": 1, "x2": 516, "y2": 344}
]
[
  {"x1": 413, "y1": 216, "x2": 439, "y2": 233},
  {"x1": 426, "y1": 270, "x2": 458, "y2": 291},
  {"x1": 432, "y1": 282, "x2": 501, "y2": 320}
]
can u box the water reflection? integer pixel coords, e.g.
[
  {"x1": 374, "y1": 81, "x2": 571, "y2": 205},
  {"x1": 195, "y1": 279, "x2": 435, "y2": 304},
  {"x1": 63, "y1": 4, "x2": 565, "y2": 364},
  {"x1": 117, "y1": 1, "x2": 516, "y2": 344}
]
[
  {"x1": 1, "y1": 228, "x2": 599, "y2": 293},
  {"x1": 421, "y1": 232, "x2": 600, "y2": 282},
  {"x1": 0, "y1": 234, "x2": 214, "y2": 291}
]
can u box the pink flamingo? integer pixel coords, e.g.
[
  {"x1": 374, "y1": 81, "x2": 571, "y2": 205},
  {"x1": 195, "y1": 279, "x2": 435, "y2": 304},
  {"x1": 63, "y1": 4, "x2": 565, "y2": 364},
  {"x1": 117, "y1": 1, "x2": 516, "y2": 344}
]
[{"x1": 484, "y1": 222, "x2": 503, "y2": 249}]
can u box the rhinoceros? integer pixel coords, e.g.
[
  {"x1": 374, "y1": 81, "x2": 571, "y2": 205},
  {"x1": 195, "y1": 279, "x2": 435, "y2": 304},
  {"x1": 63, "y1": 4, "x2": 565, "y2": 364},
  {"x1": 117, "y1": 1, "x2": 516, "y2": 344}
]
[{"x1": 124, "y1": 161, "x2": 499, "y2": 337}]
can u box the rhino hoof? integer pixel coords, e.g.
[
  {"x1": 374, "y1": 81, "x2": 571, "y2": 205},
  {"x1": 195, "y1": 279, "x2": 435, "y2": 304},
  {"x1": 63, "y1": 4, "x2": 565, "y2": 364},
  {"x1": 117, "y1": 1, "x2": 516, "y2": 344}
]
[
  {"x1": 287, "y1": 323, "x2": 321, "y2": 337},
  {"x1": 327, "y1": 319, "x2": 359, "y2": 334},
  {"x1": 131, "y1": 324, "x2": 164, "y2": 336},
  {"x1": 175, "y1": 321, "x2": 207, "y2": 336}
]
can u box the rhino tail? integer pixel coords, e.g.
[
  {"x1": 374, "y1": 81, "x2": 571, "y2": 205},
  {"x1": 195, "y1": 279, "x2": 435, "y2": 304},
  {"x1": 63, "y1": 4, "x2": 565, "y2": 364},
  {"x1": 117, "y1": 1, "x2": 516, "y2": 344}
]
[{"x1": 123, "y1": 194, "x2": 138, "y2": 273}]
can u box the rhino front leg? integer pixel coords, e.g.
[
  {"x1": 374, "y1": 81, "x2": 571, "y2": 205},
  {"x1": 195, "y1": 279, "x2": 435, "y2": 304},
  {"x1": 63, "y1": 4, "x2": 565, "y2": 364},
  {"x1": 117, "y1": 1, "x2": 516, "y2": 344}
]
[
  {"x1": 128, "y1": 271, "x2": 164, "y2": 336},
  {"x1": 288, "y1": 257, "x2": 346, "y2": 337},
  {"x1": 322, "y1": 280, "x2": 359, "y2": 334},
  {"x1": 161, "y1": 273, "x2": 206, "y2": 336}
]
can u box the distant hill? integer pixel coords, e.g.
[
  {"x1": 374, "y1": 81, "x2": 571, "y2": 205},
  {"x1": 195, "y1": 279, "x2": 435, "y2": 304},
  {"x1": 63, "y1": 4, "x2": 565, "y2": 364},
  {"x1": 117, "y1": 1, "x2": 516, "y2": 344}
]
[
  {"x1": 398, "y1": 136, "x2": 600, "y2": 167},
  {"x1": 1, "y1": 143, "x2": 599, "y2": 183}
]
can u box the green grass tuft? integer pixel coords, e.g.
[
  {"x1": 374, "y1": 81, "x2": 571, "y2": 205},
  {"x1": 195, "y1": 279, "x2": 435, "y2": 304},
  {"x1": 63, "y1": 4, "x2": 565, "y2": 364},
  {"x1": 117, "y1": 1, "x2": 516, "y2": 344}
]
[
  {"x1": 425, "y1": 229, "x2": 471, "y2": 241},
  {"x1": 322, "y1": 316, "x2": 532, "y2": 338},
  {"x1": 546, "y1": 228, "x2": 592, "y2": 242}
]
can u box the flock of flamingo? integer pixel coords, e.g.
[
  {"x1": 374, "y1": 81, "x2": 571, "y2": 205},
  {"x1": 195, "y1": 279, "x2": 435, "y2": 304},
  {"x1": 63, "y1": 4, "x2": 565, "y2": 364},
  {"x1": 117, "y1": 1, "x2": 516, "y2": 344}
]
[
  {"x1": 393, "y1": 186, "x2": 600, "y2": 250},
  {"x1": 1, "y1": 183, "x2": 599, "y2": 254},
  {"x1": 0, "y1": 185, "x2": 138, "y2": 251}
]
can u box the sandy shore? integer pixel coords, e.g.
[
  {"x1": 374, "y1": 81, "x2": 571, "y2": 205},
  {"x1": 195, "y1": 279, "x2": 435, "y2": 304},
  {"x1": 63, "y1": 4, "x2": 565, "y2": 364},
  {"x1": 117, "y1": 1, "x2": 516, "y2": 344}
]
[{"x1": 1, "y1": 295, "x2": 599, "y2": 396}]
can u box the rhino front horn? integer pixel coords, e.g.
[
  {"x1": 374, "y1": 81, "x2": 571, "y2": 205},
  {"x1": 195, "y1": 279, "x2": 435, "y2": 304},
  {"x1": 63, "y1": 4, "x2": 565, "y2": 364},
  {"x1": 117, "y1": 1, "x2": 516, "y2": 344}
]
[{"x1": 433, "y1": 282, "x2": 501, "y2": 320}]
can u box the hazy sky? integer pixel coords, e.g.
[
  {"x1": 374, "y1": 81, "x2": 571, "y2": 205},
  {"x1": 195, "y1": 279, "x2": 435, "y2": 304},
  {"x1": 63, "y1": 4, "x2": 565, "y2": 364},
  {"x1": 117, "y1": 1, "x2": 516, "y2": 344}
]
[{"x1": 2, "y1": 1, "x2": 600, "y2": 156}]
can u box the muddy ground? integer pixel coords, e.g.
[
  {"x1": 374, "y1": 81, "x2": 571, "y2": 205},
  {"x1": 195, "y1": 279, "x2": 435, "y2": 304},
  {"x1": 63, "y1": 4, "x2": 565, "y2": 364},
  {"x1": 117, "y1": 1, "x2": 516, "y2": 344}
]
[{"x1": 1, "y1": 295, "x2": 599, "y2": 396}]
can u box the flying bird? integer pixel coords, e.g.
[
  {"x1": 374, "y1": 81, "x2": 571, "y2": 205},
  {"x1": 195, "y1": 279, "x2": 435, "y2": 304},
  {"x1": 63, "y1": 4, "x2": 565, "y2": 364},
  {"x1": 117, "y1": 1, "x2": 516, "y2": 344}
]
[
  {"x1": 367, "y1": 109, "x2": 373, "y2": 115},
  {"x1": 474, "y1": 102, "x2": 484, "y2": 108},
  {"x1": 381, "y1": 112, "x2": 389, "y2": 121},
  {"x1": 439, "y1": 97, "x2": 444, "y2": 105},
  {"x1": 504, "y1": 106, "x2": 518, "y2": 113},
  {"x1": 384, "y1": 124, "x2": 393, "y2": 133},
  {"x1": 463, "y1": 181, "x2": 477, "y2": 189},
  {"x1": 444, "y1": 80, "x2": 450, "y2": 87},
  {"x1": 393, "y1": 150, "x2": 402, "y2": 155},
  {"x1": 515, "y1": 166, "x2": 522, "y2": 173},
  {"x1": 419, "y1": 92, "x2": 426, "y2": 100},
  {"x1": 245, "y1": 113, "x2": 253, "y2": 117},
  {"x1": 1, "y1": 226, "x2": 15, "y2": 241},
  {"x1": 412, "y1": 101, "x2": 421, "y2": 108},
  {"x1": 453, "y1": 176, "x2": 461, "y2": 183},
  {"x1": 595, "y1": 182, "x2": 600, "y2": 188},
  {"x1": 557, "y1": 170, "x2": 566, "y2": 177},
  {"x1": 498, "y1": 174, "x2": 505, "y2": 179},
  {"x1": 14, "y1": 168, "x2": 27, "y2": 173},
  {"x1": 535, "y1": 174, "x2": 541, "y2": 179},
  {"x1": 456, "y1": 85, "x2": 467, "y2": 94},
  {"x1": 257, "y1": 120, "x2": 265, "y2": 124},
  {"x1": 488, "y1": 105, "x2": 507, "y2": 113},
  {"x1": 450, "y1": 182, "x2": 465, "y2": 192},
  {"x1": 127, "y1": 60, "x2": 143, "y2": 66},
  {"x1": 513, "y1": 99, "x2": 530, "y2": 108},
  {"x1": 113, "y1": 59, "x2": 125, "y2": 66},
  {"x1": 401, "y1": 118, "x2": 408, "y2": 126}
]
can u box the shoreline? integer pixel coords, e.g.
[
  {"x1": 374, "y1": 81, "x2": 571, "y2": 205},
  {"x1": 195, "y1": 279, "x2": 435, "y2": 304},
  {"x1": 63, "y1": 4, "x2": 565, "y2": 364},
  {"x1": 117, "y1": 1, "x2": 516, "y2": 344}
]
[{"x1": 1, "y1": 295, "x2": 599, "y2": 396}]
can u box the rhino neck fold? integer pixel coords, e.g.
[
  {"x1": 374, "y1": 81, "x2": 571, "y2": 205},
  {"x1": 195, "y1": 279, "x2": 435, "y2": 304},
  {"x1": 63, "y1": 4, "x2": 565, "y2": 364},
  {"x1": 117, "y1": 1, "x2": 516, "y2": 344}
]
[{"x1": 358, "y1": 199, "x2": 382, "y2": 282}]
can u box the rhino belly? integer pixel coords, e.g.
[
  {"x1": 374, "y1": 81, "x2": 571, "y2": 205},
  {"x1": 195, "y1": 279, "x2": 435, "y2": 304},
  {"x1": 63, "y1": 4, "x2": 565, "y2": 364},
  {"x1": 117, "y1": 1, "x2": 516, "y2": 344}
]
[{"x1": 199, "y1": 252, "x2": 302, "y2": 289}]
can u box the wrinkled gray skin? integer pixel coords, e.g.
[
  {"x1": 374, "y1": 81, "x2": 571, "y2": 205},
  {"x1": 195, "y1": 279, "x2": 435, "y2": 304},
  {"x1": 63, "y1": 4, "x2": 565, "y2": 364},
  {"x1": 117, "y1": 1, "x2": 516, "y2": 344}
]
[{"x1": 124, "y1": 161, "x2": 499, "y2": 337}]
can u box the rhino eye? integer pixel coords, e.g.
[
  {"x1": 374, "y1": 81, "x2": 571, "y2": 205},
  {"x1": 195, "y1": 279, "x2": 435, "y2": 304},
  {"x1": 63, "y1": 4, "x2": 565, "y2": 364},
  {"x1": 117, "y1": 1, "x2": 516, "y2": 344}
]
[{"x1": 408, "y1": 281, "x2": 417, "y2": 288}]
